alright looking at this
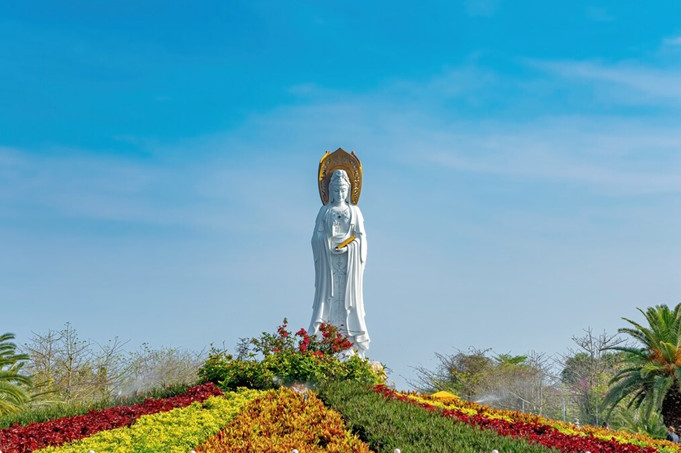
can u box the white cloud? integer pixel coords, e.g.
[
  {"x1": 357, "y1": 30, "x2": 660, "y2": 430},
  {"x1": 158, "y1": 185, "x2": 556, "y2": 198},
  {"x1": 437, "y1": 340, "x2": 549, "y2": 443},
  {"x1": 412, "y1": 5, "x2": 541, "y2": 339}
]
[
  {"x1": 465, "y1": 0, "x2": 500, "y2": 17},
  {"x1": 663, "y1": 36, "x2": 681, "y2": 47},
  {"x1": 217, "y1": 78, "x2": 681, "y2": 196},
  {"x1": 424, "y1": 133, "x2": 681, "y2": 195},
  {"x1": 0, "y1": 142, "x2": 316, "y2": 235},
  {"x1": 418, "y1": 121, "x2": 681, "y2": 195},
  {"x1": 532, "y1": 59, "x2": 681, "y2": 105},
  {"x1": 4, "y1": 57, "x2": 681, "y2": 235},
  {"x1": 585, "y1": 6, "x2": 614, "y2": 22}
]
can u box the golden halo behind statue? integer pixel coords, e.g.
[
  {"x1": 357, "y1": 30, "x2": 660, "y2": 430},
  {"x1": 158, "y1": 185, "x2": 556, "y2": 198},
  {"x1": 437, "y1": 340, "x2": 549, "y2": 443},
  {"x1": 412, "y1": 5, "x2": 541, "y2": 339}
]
[{"x1": 318, "y1": 148, "x2": 362, "y2": 205}]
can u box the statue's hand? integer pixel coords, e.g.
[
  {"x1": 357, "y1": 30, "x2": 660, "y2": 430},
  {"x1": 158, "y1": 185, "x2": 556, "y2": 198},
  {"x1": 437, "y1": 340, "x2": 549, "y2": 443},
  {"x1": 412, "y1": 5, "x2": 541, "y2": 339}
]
[{"x1": 332, "y1": 246, "x2": 348, "y2": 254}]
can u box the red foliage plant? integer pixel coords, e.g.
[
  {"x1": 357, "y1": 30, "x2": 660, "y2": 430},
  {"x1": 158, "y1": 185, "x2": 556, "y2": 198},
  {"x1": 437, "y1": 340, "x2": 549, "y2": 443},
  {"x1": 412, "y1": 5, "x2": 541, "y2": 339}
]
[{"x1": 0, "y1": 383, "x2": 223, "y2": 453}]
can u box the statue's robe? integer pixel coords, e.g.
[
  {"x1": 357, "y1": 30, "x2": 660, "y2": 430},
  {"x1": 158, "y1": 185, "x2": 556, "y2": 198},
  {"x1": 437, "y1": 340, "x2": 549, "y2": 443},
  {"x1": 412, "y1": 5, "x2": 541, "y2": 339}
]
[{"x1": 310, "y1": 203, "x2": 370, "y2": 355}]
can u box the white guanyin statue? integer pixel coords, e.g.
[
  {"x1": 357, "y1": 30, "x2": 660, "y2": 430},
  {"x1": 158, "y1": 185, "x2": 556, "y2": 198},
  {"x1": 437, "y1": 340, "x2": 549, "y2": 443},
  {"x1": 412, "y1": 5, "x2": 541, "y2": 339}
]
[{"x1": 309, "y1": 149, "x2": 370, "y2": 357}]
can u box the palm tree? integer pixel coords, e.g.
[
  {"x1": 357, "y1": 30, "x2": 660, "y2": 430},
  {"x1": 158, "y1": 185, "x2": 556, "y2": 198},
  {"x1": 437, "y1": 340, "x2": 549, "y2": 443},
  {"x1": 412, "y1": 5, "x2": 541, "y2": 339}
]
[
  {"x1": 604, "y1": 303, "x2": 681, "y2": 432},
  {"x1": 612, "y1": 403, "x2": 667, "y2": 438},
  {"x1": 0, "y1": 332, "x2": 32, "y2": 414}
]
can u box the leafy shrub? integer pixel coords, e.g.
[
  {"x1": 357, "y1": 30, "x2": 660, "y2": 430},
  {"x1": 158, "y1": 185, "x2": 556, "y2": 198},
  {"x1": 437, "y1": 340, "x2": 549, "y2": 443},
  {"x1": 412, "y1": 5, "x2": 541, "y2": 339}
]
[
  {"x1": 199, "y1": 352, "x2": 274, "y2": 391},
  {"x1": 198, "y1": 320, "x2": 383, "y2": 391}
]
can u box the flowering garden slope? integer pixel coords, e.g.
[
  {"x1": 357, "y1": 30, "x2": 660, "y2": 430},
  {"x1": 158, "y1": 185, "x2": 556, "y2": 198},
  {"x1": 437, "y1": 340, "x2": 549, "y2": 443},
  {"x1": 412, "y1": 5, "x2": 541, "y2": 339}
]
[
  {"x1": 0, "y1": 386, "x2": 370, "y2": 453},
  {"x1": 35, "y1": 389, "x2": 263, "y2": 453},
  {"x1": 0, "y1": 383, "x2": 222, "y2": 453},
  {"x1": 2, "y1": 380, "x2": 679, "y2": 453},
  {"x1": 373, "y1": 385, "x2": 681, "y2": 453},
  {"x1": 319, "y1": 381, "x2": 561, "y2": 453}
]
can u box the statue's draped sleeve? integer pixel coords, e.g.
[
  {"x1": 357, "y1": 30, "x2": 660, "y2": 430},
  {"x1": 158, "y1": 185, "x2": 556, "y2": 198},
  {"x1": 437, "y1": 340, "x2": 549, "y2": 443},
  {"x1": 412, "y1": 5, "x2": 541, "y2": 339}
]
[
  {"x1": 343, "y1": 205, "x2": 369, "y2": 351},
  {"x1": 354, "y1": 206, "x2": 367, "y2": 263},
  {"x1": 311, "y1": 206, "x2": 329, "y2": 314}
]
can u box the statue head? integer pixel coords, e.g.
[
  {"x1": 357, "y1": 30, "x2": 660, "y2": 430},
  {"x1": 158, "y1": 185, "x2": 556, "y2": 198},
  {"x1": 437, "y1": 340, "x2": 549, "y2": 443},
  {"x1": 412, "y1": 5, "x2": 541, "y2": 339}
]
[{"x1": 329, "y1": 169, "x2": 351, "y2": 204}]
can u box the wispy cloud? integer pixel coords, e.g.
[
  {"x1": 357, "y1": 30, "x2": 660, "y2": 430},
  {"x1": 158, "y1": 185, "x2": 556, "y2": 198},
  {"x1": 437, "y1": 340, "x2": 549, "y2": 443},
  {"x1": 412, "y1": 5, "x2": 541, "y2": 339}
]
[
  {"x1": 532, "y1": 59, "x2": 681, "y2": 105},
  {"x1": 0, "y1": 148, "x2": 189, "y2": 224},
  {"x1": 585, "y1": 6, "x2": 614, "y2": 22},
  {"x1": 465, "y1": 0, "x2": 500, "y2": 17},
  {"x1": 238, "y1": 69, "x2": 681, "y2": 196},
  {"x1": 663, "y1": 36, "x2": 681, "y2": 47},
  {"x1": 421, "y1": 121, "x2": 681, "y2": 195},
  {"x1": 0, "y1": 143, "x2": 314, "y2": 234},
  {"x1": 4, "y1": 58, "x2": 681, "y2": 234}
]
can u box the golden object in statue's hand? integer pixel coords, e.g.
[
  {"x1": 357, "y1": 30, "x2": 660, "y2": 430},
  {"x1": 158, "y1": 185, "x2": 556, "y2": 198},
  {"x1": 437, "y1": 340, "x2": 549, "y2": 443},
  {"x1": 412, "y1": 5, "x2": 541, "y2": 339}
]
[{"x1": 335, "y1": 235, "x2": 356, "y2": 249}]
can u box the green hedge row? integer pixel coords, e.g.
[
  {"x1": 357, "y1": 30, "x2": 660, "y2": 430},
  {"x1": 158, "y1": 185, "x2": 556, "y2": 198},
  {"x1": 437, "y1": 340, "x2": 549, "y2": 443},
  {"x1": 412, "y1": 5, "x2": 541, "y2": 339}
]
[{"x1": 318, "y1": 381, "x2": 560, "y2": 453}]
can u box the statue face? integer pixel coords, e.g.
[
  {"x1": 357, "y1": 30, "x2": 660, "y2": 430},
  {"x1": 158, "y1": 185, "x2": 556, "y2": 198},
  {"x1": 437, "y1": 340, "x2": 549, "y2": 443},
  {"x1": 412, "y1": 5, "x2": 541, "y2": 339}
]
[
  {"x1": 331, "y1": 181, "x2": 349, "y2": 203},
  {"x1": 330, "y1": 170, "x2": 351, "y2": 203},
  {"x1": 333, "y1": 184, "x2": 349, "y2": 201}
]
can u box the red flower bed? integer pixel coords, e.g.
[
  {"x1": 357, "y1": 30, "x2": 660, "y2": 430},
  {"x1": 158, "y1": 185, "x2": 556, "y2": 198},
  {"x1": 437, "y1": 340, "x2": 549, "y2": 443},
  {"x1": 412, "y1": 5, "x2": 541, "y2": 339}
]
[
  {"x1": 374, "y1": 385, "x2": 660, "y2": 453},
  {"x1": 0, "y1": 383, "x2": 223, "y2": 453}
]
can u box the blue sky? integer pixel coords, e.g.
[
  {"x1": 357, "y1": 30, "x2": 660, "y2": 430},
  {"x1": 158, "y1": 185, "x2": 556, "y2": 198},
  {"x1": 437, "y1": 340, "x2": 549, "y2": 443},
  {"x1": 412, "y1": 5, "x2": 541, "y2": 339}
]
[{"x1": 2, "y1": 1, "x2": 680, "y2": 388}]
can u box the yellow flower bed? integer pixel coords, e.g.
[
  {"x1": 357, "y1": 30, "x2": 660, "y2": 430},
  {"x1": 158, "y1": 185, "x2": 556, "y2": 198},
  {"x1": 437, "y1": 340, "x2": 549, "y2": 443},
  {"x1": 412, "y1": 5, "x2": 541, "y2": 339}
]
[
  {"x1": 36, "y1": 389, "x2": 264, "y2": 453},
  {"x1": 405, "y1": 392, "x2": 680, "y2": 453},
  {"x1": 197, "y1": 387, "x2": 372, "y2": 453}
]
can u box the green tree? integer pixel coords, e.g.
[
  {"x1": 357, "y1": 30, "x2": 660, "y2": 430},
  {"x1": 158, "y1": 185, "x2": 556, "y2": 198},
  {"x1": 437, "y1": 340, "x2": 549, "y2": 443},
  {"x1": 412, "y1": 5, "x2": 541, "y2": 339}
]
[
  {"x1": 605, "y1": 303, "x2": 681, "y2": 432},
  {"x1": 0, "y1": 333, "x2": 32, "y2": 414},
  {"x1": 611, "y1": 402, "x2": 667, "y2": 438}
]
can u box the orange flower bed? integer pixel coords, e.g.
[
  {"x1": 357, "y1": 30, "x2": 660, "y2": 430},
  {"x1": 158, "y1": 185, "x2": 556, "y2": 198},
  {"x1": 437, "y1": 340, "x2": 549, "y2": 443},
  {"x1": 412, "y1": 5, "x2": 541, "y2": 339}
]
[{"x1": 196, "y1": 387, "x2": 372, "y2": 453}]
